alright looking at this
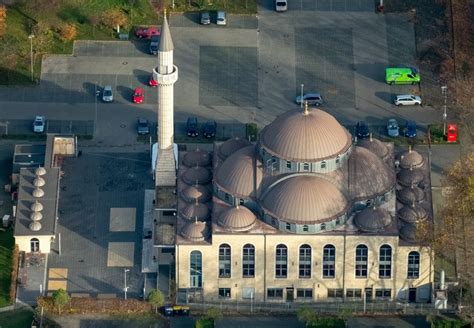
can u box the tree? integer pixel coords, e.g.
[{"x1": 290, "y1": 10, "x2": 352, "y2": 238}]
[
  {"x1": 297, "y1": 307, "x2": 318, "y2": 328},
  {"x1": 205, "y1": 307, "x2": 223, "y2": 322},
  {"x1": 0, "y1": 5, "x2": 6, "y2": 38},
  {"x1": 338, "y1": 307, "x2": 352, "y2": 328},
  {"x1": 147, "y1": 288, "x2": 164, "y2": 313},
  {"x1": 52, "y1": 288, "x2": 70, "y2": 314},
  {"x1": 101, "y1": 8, "x2": 128, "y2": 31},
  {"x1": 58, "y1": 23, "x2": 77, "y2": 42}
]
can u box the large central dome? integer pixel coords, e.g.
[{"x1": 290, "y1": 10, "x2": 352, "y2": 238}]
[{"x1": 259, "y1": 108, "x2": 352, "y2": 162}]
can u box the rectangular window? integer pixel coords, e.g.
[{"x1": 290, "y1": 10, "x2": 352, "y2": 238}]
[
  {"x1": 327, "y1": 289, "x2": 343, "y2": 298},
  {"x1": 297, "y1": 288, "x2": 313, "y2": 299},
  {"x1": 267, "y1": 288, "x2": 283, "y2": 299},
  {"x1": 355, "y1": 246, "x2": 368, "y2": 278},
  {"x1": 375, "y1": 289, "x2": 392, "y2": 299},
  {"x1": 219, "y1": 247, "x2": 231, "y2": 278},
  {"x1": 303, "y1": 163, "x2": 310, "y2": 171},
  {"x1": 407, "y1": 253, "x2": 420, "y2": 279},
  {"x1": 346, "y1": 289, "x2": 362, "y2": 298},
  {"x1": 243, "y1": 246, "x2": 255, "y2": 278},
  {"x1": 285, "y1": 223, "x2": 291, "y2": 231},
  {"x1": 275, "y1": 246, "x2": 288, "y2": 278},
  {"x1": 323, "y1": 246, "x2": 336, "y2": 278},
  {"x1": 286, "y1": 161, "x2": 291, "y2": 169},
  {"x1": 299, "y1": 246, "x2": 311, "y2": 278},
  {"x1": 321, "y1": 161, "x2": 326, "y2": 169},
  {"x1": 218, "y1": 288, "x2": 231, "y2": 298}
]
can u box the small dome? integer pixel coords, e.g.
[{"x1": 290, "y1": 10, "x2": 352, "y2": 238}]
[
  {"x1": 398, "y1": 204, "x2": 427, "y2": 223},
  {"x1": 400, "y1": 224, "x2": 417, "y2": 243},
  {"x1": 30, "y1": 201, "x2": 43, "y2": 212},
  {"x1": 357, "y1": 137, "x2": 389, "y2": 159},
  {"x1": 259, "y1": 108, "x2": 352, "y2": 162},
  {"x1": 261, "y1": 175, "x2": 348, "y2": 224},
  {"x1": 33, "y1": 177, "x2": 45, "y2": 187},
  {"x1": 399, "y1": 148, "x2": 424, "y2": 169},
  {"x1": 181, "y1": 202, "x2": 210, "y2": 221},
  {"x1": 183, "y1": 149, "x2": 211, "y2": 167},
  {"x1": 180, "y1": 185, "x2": 211, "y2": 203},
  {"x1": 29, "y1": 221, "x2": 42, "y2": 231},
  {"x1": 35, "y1": 167, "x2": 47, "y2": 176},
  {"x1": 180, "y1": 221, "x2": 209, "y2": 241},
  {"x1": 397, "y1": 186, "x2": 425, "y2": 205},
  {"x1": 354, "y1": 207, "x2": 392, "y2": 232},
  {"x1": 30, "y1": 211, "x2": 43, "y2": 221},
  {"x1": 215, "y1": 146, "x2": 263, "y2": 199},
  {"x1": 397, "y1": 168, "x2": 424, "y2": 187},
  {"x1": 182, "y1": 166, "x2": 212, "y2": 185},
  {"x1": 32, "y1": 188, "x2": 44, "y2": 198},
  {"x1": 217, "y1": 206, "x2": 257, "y2": 232},
  {"x1": 219, "y1": 138, "x2": 252, "y2": 160},
  {"x1": 348, "y1": 147, "x2": 396, "y2": 200}
]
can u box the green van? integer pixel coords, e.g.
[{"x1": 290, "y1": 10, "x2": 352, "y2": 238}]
[{"x1": 385, "y1": 67, "x2": 420, "y2": 85}]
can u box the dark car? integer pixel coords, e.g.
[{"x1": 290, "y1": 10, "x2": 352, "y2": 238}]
[
  {"x1": 149, "y1": 35, "x2": 159, "y2": 55},
  {"x1": 137, "y1": 118, "x2": 150, "y2": 135},
  {"x1": 405, "y1": 120, "x2": 417, "y2": 138},
  {"x1": 203, "y1": 120, "x2": 217, "y2": 138},
  {"x1": 356, "y1": 121, "x2": 370, "y2": 139},
  {"x1": 186, "y1": 117, "x2": 199, "y2": 137}
]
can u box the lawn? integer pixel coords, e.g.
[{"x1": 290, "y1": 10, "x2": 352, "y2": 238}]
[
  {"x1": 0, "y1": 229, "x2": 14, "y2": 307},
  {"x1": 0, "y1": 309, "x2": 35, "y2": 328},
  {"x1": 167, "y1": 0, "x2": 257, "y2": 13}
]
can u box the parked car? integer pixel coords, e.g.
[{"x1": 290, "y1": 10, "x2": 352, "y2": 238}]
[
  {"x1": 149, "y1": 35, "x2": 160, "y2": 55},
  {"x1": 133, "y1": 87, "x2": 144, "y2": 104},
  {"x1": 203, "y1": 120, "x2": 217, "y2": 138},
  {"x1": 200, "y1": 11, "x2": 211, "y2": 25},
  {"x1": 149, "y1": 75, "x2": 158, "y2": 87},
  {"x1": 356, "y1": 121, "x2": 370, "y2": 139},
  {"x1": 135, "y1": 27, "x2": 160, "y2": 39},
  {"x1": 275, "y1": 0, "x2": 288, "y2": 11},
  {"x1": 33, "y1": 116, "x2": 45, "y2": 133},
  {"x1": 216, "y1": 11, "x2": 226, "y2": 26},
  {"x1": 386, "y1": 119, "x2": 399, "y2": 137},
  {"x1": 137, "y1": 118, "x2": 150, "y2": 135},
  {"x1": 385, "y1": 67, "x2": 420, "y2": 85},
  {"x1": 393, "y1": 94, "x2": 422, "y2": 106},
  {"x1": 186, "y1": 117, "x2": 199, "y2": 137},
  {"x1": 405, "y1": 120, "x2": 417, "y2": 138},
  {"x1": 102, "y1": 85, "x2": 113, "y2": 102},
  {"x1": 295, "y1": 93, "x2": 323, "y2": 106}
]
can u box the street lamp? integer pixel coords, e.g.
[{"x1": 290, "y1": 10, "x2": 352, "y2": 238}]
[
  {"x1": 94, "y1": 83, "x2": 100, "y2": 137},
  {"x1": 124, "y1": 268, "x2": 130, "y2": 300},
  {"x1": 300, "y1": 84, "x2": 304, "y2": 108},
  {"x1": 28, "y1": 35, "x2": 34, "y2": 82},
  {"x1": 441, "y1": 86, "x2": 448, "y2": 135}
]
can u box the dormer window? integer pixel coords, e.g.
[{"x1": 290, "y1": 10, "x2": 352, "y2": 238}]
[
  {"x1": 303, "y1": 163, "x2": 309, "y2": 171},
  {"x1": 320, "y1": 223, "x2": 326, "y2": 231},
  {"x1": 286, "y1": 161, "x2": 291, "y2": 169},
  {"x1": 303, "y1": 225, "x2": 309, "y2": 232}
]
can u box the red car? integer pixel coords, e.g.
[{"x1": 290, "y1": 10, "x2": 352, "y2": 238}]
[
  {"x1": 133, "y1": 87, "x2": 144, "y2": 104},
  {"x1": 149, "y1": 75, "x2": 158, "y2": 87},
  {"x1": 135, "y1": 27, "x2": 160, "y2": 39}
]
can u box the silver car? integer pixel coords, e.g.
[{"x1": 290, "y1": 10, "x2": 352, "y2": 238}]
[
  {"x1": 295, "y1": 93, "x2": 323, "y2": 106},
  {"x1": 393, "y1": 94, "x2": 421, "y2": 106},
  {"x1": 216, "y1": 11, "x2": 226, "y2": 26},
  {"x1": 102, "y1": 85, "x2": 113, "y2": 102},
  {"x1": 387, "y1": 119, "x2": 399, "y2": 137},
  {"x1": 200, "y1": 11, "x2": 210, "y2": 25}
]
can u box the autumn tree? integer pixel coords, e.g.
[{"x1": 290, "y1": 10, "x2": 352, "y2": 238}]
[
  {"x1": 52, "y1": 288, "x2": 70, "y2": 314},
  {"x1": 0, "y1": 5, "x2": 6, "y2": 38},
  {"x1": 297, "y1": 307, "x2": 318, "y2": 328},
  {"x1": 58, "y1": 23, "x2": 77, "y2": 42},
  {"x1": 147, "y1": 288, "x2": 164, "y2": 313},
  {"x1": 101, "y1": 8, "x2": 128, "y2": 31}
]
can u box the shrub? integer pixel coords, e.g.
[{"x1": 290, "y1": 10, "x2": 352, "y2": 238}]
[
  {"x1": 147, "y1": 288, "x2": 164, "y2": 313},
  {"x1": 101, "y1": 9, "x2": 128, "y2": 30},
  {"x1": 195, "y1": 318, "x2": 213, "y2": 328},
  {"x1": 58, "y1": 23, "x2": 77, "y2": 42},
  {"x1": 52, "y1": 289, "x2": 70, "y2": 314},
  {"x1": 9, "y1": 245, "x2": 19, "y2": 303}
]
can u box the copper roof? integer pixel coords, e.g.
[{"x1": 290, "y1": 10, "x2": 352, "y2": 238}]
[
  {"x1": 218, "y1": 137, "x2": 252, "y2": 160},
  {"x1": 398, "y1": 204, "x2": 427, "y2": 223},
  {"x1": 261, "y1": 175, "x2": 349, "y2": 224},
  {"x1": 180, "y1": 185, "x2": 211, "y2": 203},
  {"x1": 180, "y1": 221, "x2": 209, "y2": 241},
  {"x1": 399, "y1": 148, "x2": 424, "y2": 169},
  {"x1": 397, "y1": 168, "x2": 424, "y2": 187},
  {"x1": 354, "y1": 207, "x2": 392, "y2": 232},
  {"x1": 400, "y1": 224, "x2": 417, "y2": 243},
  {"x1": 397, "y1": 186, "x2": 425, "y2": 205},
  {"x1": 357, "y1": 137, "x2": 389, "y2": 159},
  {"x1": 183, "y1": 149, "x2": 211, "y2": 167},
  {"x1": 259, "y1": 108, "x2": 352, "y2": 162},
  {"x1": 215, "y1": 146, "x2": 263, "y2": 199},
  {"x1": 348, "y1": 147, "x2": 396, "y2": 200},
  {"x1": 217, "y1": 206, "x2": 257, "y2": 232},
  {"x1": 181, "y1": 202, "x2": 210, "y2": 221},
  {"x1": 182, "y1": 166, "x2": 212, "y2": 185}
]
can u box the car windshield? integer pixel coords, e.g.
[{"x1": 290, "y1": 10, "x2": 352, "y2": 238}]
[
  {"x1": 104, "y1": 90, "x2": 111, "y2": 96},
  {"x1": 34, "y1": 121, "x2": 43, "y2": 126},
  {"x1": 134, "y1": 92, "x2": 142, "y2": 97}
]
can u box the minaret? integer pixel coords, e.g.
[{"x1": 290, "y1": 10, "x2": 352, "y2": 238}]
[{"x1": 153, "y1": 11, "x2": 178, "y2": 191}]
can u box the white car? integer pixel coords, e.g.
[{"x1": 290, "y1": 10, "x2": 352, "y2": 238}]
[
  {"x1": 102, "y1": 85, "x2": 114, "y2": 102},
  {"x1": 33, "y1": 116, "x2": 45, "y2": 133},
  {"x1": 275, "y1": 0, "x2": 288, "y2": 11},
  {"x1": 295, "y1": 93, "x2": 323, "y2": 106},
  {"x1": 393, "y1": 95, "x2": 422, "y2": 106}
]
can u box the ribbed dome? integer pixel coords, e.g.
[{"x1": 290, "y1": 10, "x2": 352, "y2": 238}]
[
  {"x1": 399, "y1": 148, "x2": 424, "y2": 169},
  {"x1": 261, "y1": 175, "x2": 348, "y2": 224},
  {"x1": 215, "y1": 146, "x2": 263, "y2": 199},
  {"x1": 219, "y1": 137, "x2": 252, "y2": 160},
  {"x1": 29, "y1": 221, "x2": 42, "y2": 231},
  {"x1": 33, "y1": 177, "x2": 45, "y2": 187},
  {"x1": 180, "y1": 221, "x2": 209, "y2": 241},
  {"x1": 348, "y1": 147, "x2": 396, "y2": 200},
  {"x1": 357, "y1": 137, "x2": 389, "y2": 159},
  {"x1": 183, "y1": 149, "x2": 211, "y2": 167},
  {"x1": 398, "y1": 204, "x2": 427, "y2": 223},
  {"x1": 30, "y1": 211, "x2": 43, "y2": 221},
  {"x1": 400, "y1": 224, "x2": 417, "y2": 243},
  {"x1": 217, "y1": 206, "x2": 257, "y2": 232},
  {"x1": 181, "y1": 202, "x2": 210, "y2": 221},
  {"x1": 182, "y1": 166, "x2": 212, "y2": 185},
  {"x1": 259, "y1": 108, "x2": 352, "y2": 162},
  {"x1": 35, "y1": 167, "x2": 47, "y2": 176},
  {"x1": 30, "y1": 201, "x2": 43, "y2": 212},
  {"x1": 397, "y1": 186, "x2": 425, "y2": 205},
  {"x1": 397, "y1": 168, "x2": 424, "y2": 187},
  {"x1": 180, "y1": 185, "x2": 211, "y2": 203},
  {"x1": 32, "y1": 188, "x2": 44, "y2": 198},
  {"x1": 354, "y1": 207, "x2": 392, "y2": 232}
]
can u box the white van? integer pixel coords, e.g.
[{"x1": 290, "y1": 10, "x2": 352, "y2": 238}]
[{"x1": 275, "y1": 0, "x2": 288, "y2": 12}]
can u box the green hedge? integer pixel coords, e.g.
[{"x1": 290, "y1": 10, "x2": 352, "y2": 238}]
[{"x1": 195, "y1": 318, "x2": 213, "y2": 328}]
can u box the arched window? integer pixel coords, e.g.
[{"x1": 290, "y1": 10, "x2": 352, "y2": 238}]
[
  {"x1": 355, "y1": 245, "x2": 368, "y2": 278},
  {"x1": 321, "y1": 161, "x2": 326, "y2": 169},
  {"x1": 303, "y1": 163, "x2": 310, "y2": 171},
  {"x1": 407, "y1": 251, "x2": 420, "y2": 279},
  {"x1": 299, "y1": 244, "x2": 311, "y2": 278},
  {"x1": 379, "y1": 245, "x2": 392, "y2": 279},
  {"x1": 303, "y1": 225, "x2": 309, "y2": 232},
  {"x1": 336, "y1": 155, "x2": 340, "y2": 164},
  {"x1": 30, "y1": 238, "x2": 40, "y2": 253},
  {"x1": 275, "y1": 244, "x2": 287, "y2": 278},
  {"x1": 242, "y1": 244, "x2": 255, "y2": 278},
  {"x1": 320, "y1": 223, "x2": 326, "y2": 231},
  {"x1": 219, "y1": 244, "x2": 231, "y2": 278},
  {"x1": 323, "y1": 245, "x2": 335, "y2": 278},
  {"x1": 190, "y1": 251, "x2": 202, "y2": 287}
]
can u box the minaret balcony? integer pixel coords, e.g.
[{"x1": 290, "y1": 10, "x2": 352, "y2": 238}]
[{"x1": 153, "y1": 65, "x2": 178, "y2": 86}]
